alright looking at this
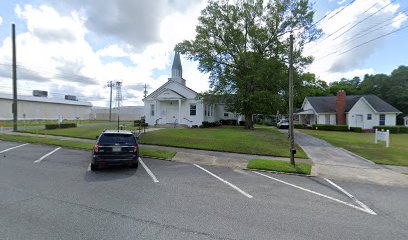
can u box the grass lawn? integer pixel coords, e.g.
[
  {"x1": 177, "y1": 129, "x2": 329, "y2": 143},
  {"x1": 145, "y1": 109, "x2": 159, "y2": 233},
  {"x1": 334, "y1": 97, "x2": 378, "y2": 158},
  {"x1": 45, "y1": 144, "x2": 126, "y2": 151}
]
[
  {"x1": 0, "y1": 134, "x2": 175, "y2": 160},
  {"x1": 301, "y1": 129, "x2": 408, "y2": 166},
  {"x1": 21, "y1": 123, "x2": 138, "y2": 140},
  {"x1": 140, "y1": 126, "x2": 307, "y2": 158},
  {"x1": 247, "y1": 159, "x2": 311, "y2": 175}
]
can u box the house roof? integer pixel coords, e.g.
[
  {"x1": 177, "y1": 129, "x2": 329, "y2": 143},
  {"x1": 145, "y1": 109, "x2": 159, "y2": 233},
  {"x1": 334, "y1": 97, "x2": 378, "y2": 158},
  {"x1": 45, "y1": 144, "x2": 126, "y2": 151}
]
[
  {"x1": 0, "y1": 92, "x2": 92, "y2": 107},
  {"x1": 305, "y1": 95, "x2": 400, "y2": 113}
]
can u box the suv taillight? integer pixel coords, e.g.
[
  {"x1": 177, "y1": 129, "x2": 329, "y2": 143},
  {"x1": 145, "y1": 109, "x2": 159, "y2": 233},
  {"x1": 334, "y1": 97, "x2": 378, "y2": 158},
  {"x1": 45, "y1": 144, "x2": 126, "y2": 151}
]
[
  {"x1": 133, "y1": 145, "x2": 138, "y2": 153},
  {"x1": 93, "y1": 144, "x2": 99, "y2": 153}
]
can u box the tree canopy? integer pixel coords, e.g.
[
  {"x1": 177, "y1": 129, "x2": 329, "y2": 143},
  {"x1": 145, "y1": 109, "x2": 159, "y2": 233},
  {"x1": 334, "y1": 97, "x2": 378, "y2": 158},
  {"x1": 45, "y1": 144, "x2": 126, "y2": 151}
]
[{"x1": 177, "y1": 0, "x2": 319, "y2": 129}]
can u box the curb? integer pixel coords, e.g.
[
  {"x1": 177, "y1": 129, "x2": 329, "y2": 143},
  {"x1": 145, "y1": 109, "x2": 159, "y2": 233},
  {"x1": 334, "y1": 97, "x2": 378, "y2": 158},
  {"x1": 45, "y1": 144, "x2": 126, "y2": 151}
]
[
  {"x1": 141, "y1": 155, "x2": 172, "y2": 161},
  {"x1": 244, "y1": 168, "x2": 314, "y2": 177}
]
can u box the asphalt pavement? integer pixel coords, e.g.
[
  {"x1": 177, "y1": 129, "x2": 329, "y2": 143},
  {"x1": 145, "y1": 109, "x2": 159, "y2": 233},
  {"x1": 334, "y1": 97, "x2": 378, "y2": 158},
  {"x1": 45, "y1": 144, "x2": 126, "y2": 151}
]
[{"x1": 0, "y1": 140, "x2": 408, "y2": 239}]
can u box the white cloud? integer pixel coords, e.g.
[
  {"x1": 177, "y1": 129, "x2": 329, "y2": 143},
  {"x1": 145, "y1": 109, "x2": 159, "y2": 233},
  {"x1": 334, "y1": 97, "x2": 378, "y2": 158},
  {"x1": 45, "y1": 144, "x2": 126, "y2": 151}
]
[
  {"x1": 0, "y1": 16, "x2": 3, "y2": 26},
  {"x1": 96, "y1": 44, "x2": 128, "y2": 58},
  {"x1": 305, "y1": 0, "x2": 407, "y2": 82}
]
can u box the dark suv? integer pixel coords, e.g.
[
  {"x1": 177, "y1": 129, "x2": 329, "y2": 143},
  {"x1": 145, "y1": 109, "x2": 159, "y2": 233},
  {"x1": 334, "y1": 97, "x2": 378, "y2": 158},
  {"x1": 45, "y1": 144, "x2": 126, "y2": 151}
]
[{"x1": 91, "y1": 130, "x2": 139, "y2": 171}]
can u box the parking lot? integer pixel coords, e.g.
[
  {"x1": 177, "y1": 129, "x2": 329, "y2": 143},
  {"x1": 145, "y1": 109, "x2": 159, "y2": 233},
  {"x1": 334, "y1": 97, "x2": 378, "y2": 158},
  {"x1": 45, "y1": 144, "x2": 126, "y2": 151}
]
[{"x1": 1, "y1": 140, "x2": 408, "y2": 240}]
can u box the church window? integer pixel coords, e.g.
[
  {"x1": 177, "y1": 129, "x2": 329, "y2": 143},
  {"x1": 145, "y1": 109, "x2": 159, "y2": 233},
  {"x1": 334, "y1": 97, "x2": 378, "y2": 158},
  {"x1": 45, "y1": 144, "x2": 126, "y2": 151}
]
[
  {"x1": 190, "y1": 104, "x2": 196, "y2": 116},
  {"x1": 224, "y1": 112, "x2": 229, "y2": 117},
  {"x1": 150, "y1": 104, "x2": 155, "y2": 116}
]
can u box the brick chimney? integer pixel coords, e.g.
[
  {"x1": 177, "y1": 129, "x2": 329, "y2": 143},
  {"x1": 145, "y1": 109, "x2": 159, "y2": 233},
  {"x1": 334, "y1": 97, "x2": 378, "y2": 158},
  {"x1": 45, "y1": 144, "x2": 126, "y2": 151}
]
[{"x1": 336, "y1": 90, "x2": 346, "y2": 125}]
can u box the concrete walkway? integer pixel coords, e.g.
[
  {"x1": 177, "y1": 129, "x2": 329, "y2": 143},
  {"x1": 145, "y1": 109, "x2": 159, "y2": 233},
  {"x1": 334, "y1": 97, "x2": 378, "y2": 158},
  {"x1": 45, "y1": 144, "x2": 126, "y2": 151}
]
[
  {"x1": 291, "y1": 130, "x2": 408, "y2": 187},
  {"x1": 2, "y1": 131, "x2": 310, "y2": 169}
]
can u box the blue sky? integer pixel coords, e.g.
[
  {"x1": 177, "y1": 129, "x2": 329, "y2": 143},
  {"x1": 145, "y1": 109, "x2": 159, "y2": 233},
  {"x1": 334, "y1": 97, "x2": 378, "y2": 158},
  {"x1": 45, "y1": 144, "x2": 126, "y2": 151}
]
[{"x1": 0, "y1": 0, "x2": 407, "y2": 106}]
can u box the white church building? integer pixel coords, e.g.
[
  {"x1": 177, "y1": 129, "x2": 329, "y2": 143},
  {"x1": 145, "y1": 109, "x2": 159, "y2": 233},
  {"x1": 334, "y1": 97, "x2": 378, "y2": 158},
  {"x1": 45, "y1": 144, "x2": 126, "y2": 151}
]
[{"x1": 143, "y1": 52, "x2": 241, "y2": 127}]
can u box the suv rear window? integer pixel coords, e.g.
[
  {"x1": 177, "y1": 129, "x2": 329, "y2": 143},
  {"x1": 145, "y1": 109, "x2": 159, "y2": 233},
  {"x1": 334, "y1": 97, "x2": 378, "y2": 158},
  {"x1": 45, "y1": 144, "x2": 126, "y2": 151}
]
[{"x1": 98, "y1": 134, "x2": 136, "y2": 145}]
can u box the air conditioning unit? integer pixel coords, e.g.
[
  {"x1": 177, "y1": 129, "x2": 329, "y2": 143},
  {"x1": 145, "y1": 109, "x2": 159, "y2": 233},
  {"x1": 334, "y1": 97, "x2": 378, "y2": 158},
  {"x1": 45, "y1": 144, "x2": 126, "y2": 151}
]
[
  {"x1": 65, "y1": 95, "x2": 78, "y2": 101},
  {"x1": 33, "y1": 90, "x2": 48, "y2": 97}
]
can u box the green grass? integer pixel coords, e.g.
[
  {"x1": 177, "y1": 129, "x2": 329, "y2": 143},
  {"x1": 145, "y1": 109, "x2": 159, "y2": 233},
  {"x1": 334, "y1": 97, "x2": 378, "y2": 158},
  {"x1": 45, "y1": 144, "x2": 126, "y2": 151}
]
[
  {"x1": 140, "y1": 148, "x2": 176, "y2": 159},
  {"x1": 140, "y1": 126, "x2": 307, "y2": 158},
  {"x1": 0, "y1": 134, "x2": 175, "y2": 160},
  {"x1": 21, "y1": 123, "x2": 138, "y2": 140},
  {"x1": 247, "y1": 159, "x2": 311, "y2": 175},
  {"x1": 301, "y1": 130, "x2": 408, "y2": 166}
]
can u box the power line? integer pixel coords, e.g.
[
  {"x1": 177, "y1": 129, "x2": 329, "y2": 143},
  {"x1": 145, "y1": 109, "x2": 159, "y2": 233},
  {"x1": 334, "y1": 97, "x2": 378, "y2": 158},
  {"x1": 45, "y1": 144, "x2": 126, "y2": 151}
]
[
  {"x1": 311, "y1": 0, "x2": 356, "y2": 27},
  {"x1": 332, "y1": 0, "x2": 395, "y2": 41},
  {"x1": 314, "y1": 23, "x2": 408, "y2": 61}
]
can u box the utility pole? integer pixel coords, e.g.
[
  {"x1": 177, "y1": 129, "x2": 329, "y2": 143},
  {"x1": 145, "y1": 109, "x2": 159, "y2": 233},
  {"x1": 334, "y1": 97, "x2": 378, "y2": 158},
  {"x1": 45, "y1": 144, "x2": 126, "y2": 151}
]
[
  {"x1": 143, "y1": 84, "x2": 148, "y2": 98},
  {"x1": 115, "y1": 81, "x2": 123, "y2": 131},
  {"x1": 11, "y1": 24, "x2": 18, "y2": 132},
  {"x1": 288, "y1": 33, "x2": 296, "y2": 166},
  {"x1": 107, "y1": 81, "x2": 114, "y2": 121}
]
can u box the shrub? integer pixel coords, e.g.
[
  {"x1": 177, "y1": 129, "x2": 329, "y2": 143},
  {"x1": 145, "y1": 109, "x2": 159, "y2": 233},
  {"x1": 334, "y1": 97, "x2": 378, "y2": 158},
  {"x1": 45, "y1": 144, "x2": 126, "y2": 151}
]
[
  {"x1": 294, "y1": 124, "x2": 304, "y2": 129},
  {"x1": 239, "y1": 121, "x2": 246, "y2": 126},
  {"x1": 192, "y1": 125, "x2": 198, "y2": 128},
  {"x1": 312, "y1": 124, "x2": 348, "y2": 131},
  {"x1": 264, "y1": 122, "x2": 274, "y2": 126},
  {"x1": 350, "y1": 127, "x2": 363, "y2": 133},
  {"x1": 201, "y1": 121, "x2": 220, "y2": 128},
  {"x1": 45, "y1": 123, "x2": 77, "y2": 130},
  {"x1": 134, "y1": 120, "x2": 147, "y2": 127},
  {"x1": 220, "y1": 119, "x2": 238, "y2": 125},
  {"x1": 373, "y1": 126, "x2": 408, "y2": 134}
]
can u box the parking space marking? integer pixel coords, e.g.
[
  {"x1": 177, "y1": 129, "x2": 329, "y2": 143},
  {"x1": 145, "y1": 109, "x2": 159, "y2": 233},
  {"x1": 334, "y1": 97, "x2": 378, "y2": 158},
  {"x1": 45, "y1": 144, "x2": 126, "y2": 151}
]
[
  {"x1": 194, "y1": 164, "x2": 253, "y2": 199},
  {"x1": 139, "y1": 157, "x2": 159, "y2": 183},
  {"x1": 34, "y1": 147, "x2": 61, "y2": 163},
  {"x1": 253, "y1": 171, "x2": 376, "y2": 215},
  {"x1": 324, "y1": 178, "x2": 376, "y2": 215},
  {"x1": 87, "y1": 163, "x2": 91, "y2": 171},
  {"x1": 0, "y1": 143, "x2": 29, "y2": 154}
]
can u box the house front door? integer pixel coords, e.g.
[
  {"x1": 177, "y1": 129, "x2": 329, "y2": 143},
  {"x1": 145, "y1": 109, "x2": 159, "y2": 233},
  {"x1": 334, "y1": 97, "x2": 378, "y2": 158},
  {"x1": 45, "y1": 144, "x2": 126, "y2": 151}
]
[{"x1": 356, "y1": 114, "x2": 363, "y2": 128}]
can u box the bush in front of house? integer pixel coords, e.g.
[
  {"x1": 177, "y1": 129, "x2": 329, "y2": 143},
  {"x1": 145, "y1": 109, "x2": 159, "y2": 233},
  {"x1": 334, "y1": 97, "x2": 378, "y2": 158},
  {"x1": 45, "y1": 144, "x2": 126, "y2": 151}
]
[
  {"x1": 349, "y1": 127, "x2": 363, "y2": 133},
  {"x1": 239, "y1": 121, "x2": 246, "y2": 126},
  {"x1": 134, "y1": 120, "x2": 148, "y2": 127},
  {"x1": 201, "y1": 121, "x2": 221, "y2": 128},
  {"x1": 312, "y1": 124, "x2": 349, "y2": 131},
  {"x1": 294, "y1": 124, "x2": 305, "y2": 129},
  {"x1": 373, "y1": 126, "x2": 408, "y2": 134},
  {"x1": 45, "y1": 123, "x2": 77, "y2": 130},
  {"x1": 220, "y1": 119, "x2": 238, "y2": 125}
]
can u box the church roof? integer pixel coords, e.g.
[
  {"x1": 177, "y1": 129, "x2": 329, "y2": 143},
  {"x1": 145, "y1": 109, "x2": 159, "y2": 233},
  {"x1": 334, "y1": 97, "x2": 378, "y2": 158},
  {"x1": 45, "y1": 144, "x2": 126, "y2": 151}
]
[{"x1": 172, "y1": 51, "x2": 182, "y2": 72}]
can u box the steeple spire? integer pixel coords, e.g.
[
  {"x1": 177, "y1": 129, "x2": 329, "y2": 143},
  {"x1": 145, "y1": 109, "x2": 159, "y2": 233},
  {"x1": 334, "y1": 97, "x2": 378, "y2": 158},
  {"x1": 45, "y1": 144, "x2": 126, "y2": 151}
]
[{"x1": 171, "y1": 51, "x2": 182, "y2": 78}]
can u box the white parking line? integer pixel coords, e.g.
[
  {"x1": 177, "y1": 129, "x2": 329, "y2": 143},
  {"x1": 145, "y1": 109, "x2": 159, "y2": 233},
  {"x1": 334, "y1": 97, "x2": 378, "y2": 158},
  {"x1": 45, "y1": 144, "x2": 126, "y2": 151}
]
[
  {"x1": 194, "y1": 164, "x2": 253, "y2": 199},
  {"x1": 139, "y1": 157, "x2": 159, "y2": 183},
  {"x1": 253, "y1": 171, "x2": 376, "y2": 215},
  {"x1": 0, "y1": 143, "x2": 30, "y2": 154},
  {"x1": 324, "y1": 178, "x2": 377, "y2": 215},
  {"x1": 34, "y1": 147, "x2": 61, "y2": 163},
  {"x1": 87, "y1": 163, "x2": 91, "y2": 171}
]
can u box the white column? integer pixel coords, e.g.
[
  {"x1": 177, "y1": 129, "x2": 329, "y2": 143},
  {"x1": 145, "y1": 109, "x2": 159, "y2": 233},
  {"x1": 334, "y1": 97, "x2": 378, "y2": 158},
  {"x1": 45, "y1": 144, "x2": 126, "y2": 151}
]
[{"x1": 178, "y1": 99, "x2": 181, "y2": 124}]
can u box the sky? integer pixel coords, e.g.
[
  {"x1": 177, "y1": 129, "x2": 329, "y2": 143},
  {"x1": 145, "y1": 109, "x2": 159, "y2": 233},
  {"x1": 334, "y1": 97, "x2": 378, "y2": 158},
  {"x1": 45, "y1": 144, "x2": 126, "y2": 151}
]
[{"x1": 0, "y1": 0, "x2": 407, "y2": 107}]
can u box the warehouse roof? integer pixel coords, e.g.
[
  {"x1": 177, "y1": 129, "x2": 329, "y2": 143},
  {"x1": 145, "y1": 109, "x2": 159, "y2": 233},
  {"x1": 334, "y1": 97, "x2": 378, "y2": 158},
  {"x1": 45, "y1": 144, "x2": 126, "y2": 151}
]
[{"x1": 0, "y1": 93, "x2": 92, "y2": 107}]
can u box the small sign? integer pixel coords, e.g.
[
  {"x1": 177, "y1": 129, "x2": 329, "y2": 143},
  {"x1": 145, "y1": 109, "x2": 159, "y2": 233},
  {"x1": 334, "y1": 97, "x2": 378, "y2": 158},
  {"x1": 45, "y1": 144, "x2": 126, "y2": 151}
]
[{"x1": 375, "y1": 129, "x2": 390, "y2": 147}]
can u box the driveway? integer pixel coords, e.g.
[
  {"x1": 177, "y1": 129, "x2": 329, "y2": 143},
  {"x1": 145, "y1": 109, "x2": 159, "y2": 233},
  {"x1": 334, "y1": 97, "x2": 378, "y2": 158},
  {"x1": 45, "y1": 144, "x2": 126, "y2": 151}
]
[{"x1": 290, "y1": 130, "x2": 408, "y2": 187}]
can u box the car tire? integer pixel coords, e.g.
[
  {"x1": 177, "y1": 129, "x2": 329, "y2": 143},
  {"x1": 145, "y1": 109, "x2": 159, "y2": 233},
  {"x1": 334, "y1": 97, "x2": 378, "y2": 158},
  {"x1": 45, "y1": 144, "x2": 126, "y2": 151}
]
[
  {"x1": 130, "y1": 161, "x2": 139, "y2": 169},
  {"x1": 90, "y1": 163, "x2": 98, "y2": 171}
]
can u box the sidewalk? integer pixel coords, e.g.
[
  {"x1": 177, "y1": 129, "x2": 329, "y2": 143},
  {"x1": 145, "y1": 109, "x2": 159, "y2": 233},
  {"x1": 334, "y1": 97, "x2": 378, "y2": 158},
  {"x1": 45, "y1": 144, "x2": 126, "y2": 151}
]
[
  {"x1": 2, "y1": 131, "x2": 310, "y2": 169},
  {"x1": 291, "y1": 129, "x2": 408, "y2": 187}
]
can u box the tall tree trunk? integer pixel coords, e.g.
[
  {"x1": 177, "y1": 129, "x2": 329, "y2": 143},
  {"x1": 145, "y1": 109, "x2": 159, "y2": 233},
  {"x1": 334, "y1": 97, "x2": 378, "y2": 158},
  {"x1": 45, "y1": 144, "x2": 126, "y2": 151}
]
[{"x1": 244, "y1": 113, "x2": 253, "y2": 129}]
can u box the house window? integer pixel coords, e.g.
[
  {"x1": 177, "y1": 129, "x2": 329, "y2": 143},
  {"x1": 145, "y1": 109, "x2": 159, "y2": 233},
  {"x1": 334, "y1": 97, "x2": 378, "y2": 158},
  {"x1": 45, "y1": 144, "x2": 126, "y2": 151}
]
[
  {"x1": 204, "y1": 105, "x2": 207, "y2": 116},
  {"x1": 150, "y1": 104, "x2": 155, "y2": 116},
  {"x1": 367, "y1": 114, "x2": 372, "y2": 120},
  {"x1": 325, "y1": 115, "x2": 330, "y2": 124},
  {"x1": 224, "y1": 112, "x2": 229, "y2": 117},
  {"x1": 379, "y1": 114, "x2": 385, "y2": 126},
  {"x1": 190, "y1": 104, "x2": 196, "y2": 116}
]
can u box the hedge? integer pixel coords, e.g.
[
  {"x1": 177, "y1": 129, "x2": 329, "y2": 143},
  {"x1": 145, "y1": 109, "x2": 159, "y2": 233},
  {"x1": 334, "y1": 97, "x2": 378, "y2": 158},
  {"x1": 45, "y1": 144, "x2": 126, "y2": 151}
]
[
  {"x1": 134, "y1": 120, "x2": 148, "y2": 127},
  {"x1": 294, "y1": 124, "x2": 305, "y2": 129},
  {"x1": 45, "y1": 123, "x2": 77, "y2": 130},
  {"x1": 312, "y1": 124, "x2": 349, "y2": 131},
  {"x1": 220, "y1": 119, "x2": 237, "y2": 125},
  {"x1": 239, "y1": 121, "x2": 246, "y2": 126},
  {"x1": 373, "y1": 126, "x2": 408, "y2": 134},
  {"x1": 349, "y1": 127, "x2": 363, "y2": 133},
  {"x1": 201, "y1": 121, "x2": 221, "y2": 128}
]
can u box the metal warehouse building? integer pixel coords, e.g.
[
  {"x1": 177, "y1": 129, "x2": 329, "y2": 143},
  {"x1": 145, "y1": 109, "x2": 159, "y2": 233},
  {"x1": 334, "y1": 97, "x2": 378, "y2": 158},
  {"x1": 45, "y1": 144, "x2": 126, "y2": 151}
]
[{"x1": 0, "y1": 92, "x2": 92, "y2": 120}]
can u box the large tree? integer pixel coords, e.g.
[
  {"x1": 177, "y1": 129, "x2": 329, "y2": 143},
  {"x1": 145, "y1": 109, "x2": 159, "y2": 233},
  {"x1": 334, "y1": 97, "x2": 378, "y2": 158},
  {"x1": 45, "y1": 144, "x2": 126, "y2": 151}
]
[{"x1": 177, "y1": 0, "x2": 319, "y2": 129}]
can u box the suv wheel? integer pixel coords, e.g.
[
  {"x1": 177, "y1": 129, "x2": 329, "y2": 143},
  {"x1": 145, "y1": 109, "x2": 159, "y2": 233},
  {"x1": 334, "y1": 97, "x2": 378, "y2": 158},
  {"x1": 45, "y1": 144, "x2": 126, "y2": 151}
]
[
  {"x1": 130, "y1": 161, "x2": 139, "y2": 169},
  {"x1": 90, "y1": 163, "x2": 99, "y2": 171}
]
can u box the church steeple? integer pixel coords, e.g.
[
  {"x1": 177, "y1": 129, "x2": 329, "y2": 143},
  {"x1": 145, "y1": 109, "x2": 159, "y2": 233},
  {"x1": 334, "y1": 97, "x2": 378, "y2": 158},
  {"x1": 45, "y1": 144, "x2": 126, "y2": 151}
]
[{"x1": 171, "y1": 51, "x2": 183, "y2": 79}]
